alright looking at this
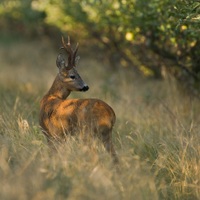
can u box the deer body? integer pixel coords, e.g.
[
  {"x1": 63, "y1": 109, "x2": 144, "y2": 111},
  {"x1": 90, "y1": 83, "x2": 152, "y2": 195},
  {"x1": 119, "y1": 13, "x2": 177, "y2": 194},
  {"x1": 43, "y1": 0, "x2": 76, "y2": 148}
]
[{"x1": 39, "y1": 37, "x2": 118, "y2": 163}]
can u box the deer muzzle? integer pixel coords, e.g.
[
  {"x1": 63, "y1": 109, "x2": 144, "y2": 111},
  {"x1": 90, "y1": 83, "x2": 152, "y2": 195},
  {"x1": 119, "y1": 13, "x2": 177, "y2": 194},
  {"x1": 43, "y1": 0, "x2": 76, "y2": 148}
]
[{"x1": 80, "y1": 85, "x2": 89, "y2": 92}]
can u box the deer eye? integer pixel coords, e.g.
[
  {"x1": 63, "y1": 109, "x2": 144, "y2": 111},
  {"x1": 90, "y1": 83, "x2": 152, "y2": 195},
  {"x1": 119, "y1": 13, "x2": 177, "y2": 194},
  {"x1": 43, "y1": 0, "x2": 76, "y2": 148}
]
[{"x1": 70, "y1": 75, "x2": 76, "y2": 79}]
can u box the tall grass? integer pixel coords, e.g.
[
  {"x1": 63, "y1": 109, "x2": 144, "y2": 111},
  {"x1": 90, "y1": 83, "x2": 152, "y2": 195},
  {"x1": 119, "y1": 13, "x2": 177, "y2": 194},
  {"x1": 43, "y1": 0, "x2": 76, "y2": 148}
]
[{"x1": 0, "y1": 38, "x2": 200, "y2": 199}]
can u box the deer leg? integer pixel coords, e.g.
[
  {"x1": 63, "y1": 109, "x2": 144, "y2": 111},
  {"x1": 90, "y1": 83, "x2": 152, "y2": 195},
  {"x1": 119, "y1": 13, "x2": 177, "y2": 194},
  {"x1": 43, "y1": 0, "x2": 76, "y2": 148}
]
[
  {"x1": 46, "y1": 136, "x2": 57, "y2": 152},
  {"x1": 100, "y1": 127, "x2": 119, "y2": 164},
  {"x1": 46, "y1": 135, "x2": 64, "y2": 153}
]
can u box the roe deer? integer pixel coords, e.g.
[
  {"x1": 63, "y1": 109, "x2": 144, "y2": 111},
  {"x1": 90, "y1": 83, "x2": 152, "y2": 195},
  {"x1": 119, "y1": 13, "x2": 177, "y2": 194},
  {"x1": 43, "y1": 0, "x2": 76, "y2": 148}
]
[{"x1": 39, "y1": 36, "x2": 118, "y2": 163}]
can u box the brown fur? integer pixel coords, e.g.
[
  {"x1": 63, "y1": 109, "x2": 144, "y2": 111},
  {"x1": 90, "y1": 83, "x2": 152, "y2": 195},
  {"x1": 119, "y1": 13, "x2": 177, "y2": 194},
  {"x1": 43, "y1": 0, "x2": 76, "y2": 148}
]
[{"x1": 39, "y1": 37, "x2": 118, "y2": 163}]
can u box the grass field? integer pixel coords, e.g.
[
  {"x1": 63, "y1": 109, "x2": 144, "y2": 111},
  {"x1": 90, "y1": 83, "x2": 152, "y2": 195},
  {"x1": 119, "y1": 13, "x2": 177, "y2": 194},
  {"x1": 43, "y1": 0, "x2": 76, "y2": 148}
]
[{"x1": 0, "y1": 37, "x2": 200, "y2": 200}]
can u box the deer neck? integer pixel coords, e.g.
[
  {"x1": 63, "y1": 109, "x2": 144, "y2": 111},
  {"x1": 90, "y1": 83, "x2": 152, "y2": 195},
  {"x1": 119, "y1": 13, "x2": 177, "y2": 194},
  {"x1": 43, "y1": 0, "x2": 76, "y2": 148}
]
[{"x1": 47, "y1": 74, "x2": 71, "y2": 100}]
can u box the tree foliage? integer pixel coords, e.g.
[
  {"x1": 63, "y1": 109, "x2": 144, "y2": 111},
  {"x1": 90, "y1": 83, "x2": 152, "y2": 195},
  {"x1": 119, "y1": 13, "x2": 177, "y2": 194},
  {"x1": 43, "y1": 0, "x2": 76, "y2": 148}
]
[{"x1": 1, "y1": 0, "x2": 200, "y2": 88}]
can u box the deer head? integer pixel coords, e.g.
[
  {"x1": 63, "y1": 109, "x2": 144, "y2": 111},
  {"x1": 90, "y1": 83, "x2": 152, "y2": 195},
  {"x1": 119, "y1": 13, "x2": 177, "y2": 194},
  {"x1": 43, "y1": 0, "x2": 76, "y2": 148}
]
[{"x1": 56, "y1": 36, "x2": 89, "y2": 92}]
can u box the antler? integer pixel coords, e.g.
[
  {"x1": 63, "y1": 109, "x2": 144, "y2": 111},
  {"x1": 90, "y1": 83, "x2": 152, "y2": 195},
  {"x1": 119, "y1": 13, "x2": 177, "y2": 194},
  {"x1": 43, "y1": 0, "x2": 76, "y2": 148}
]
[{"x1": 61, "y1": 36, "x2": 79, "y2": 70}]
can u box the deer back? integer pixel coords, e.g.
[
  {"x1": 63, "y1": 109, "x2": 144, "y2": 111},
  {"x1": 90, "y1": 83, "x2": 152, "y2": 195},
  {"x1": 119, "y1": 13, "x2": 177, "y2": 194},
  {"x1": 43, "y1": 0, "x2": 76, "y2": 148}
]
[{"x1": 40, "y1": 96, "x2": 116, "y2": 139}]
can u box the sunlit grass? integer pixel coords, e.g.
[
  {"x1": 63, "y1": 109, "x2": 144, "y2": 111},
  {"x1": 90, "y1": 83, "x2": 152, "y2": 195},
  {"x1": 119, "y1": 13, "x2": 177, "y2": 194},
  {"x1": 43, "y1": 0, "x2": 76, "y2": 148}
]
[{"x1": 0, "y1": 38, "x2": 200, "y2": 199}]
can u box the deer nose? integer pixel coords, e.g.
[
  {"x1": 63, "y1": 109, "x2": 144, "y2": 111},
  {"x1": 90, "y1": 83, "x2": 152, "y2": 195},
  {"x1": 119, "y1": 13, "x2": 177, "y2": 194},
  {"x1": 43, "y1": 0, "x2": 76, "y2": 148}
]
[{"x1": 80, "y1": 85, "x2": 89, "y2": 92}]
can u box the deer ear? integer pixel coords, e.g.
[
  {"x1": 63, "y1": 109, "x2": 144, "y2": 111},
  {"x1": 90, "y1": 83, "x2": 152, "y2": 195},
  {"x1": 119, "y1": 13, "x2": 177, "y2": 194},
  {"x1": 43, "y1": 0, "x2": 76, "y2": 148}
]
[
  {"x1": 56, "y1": 54, "x2": 66, "y2": 69},
  {"x1": 75, "y1": 56, "x2": 80, "y2": 66}
]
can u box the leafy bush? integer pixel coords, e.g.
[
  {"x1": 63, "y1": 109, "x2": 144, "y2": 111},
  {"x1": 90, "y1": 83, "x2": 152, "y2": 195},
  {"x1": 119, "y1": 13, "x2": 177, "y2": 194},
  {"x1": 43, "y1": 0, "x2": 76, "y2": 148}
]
[
  {"x1": 0, "y1": 0, "x2": 46, "y2": 36},
  {"x1": 54, "y1": 0, "x2": 200, "y2": 83},
  {"x1": 134, "y1": 0, "x2": 200, "y2": 78},
  {"x1": 1, "y1": 0, "x2": 200, "y2": 90}
]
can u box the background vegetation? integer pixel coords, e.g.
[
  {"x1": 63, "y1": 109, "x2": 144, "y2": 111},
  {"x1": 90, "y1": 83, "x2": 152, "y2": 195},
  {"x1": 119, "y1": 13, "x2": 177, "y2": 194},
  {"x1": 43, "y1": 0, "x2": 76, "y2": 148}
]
[
  {"x1": 1, "y1": 0, "x2": 200, "y2": 83},
  {"x1": 0, "y1": 0, "x2": 200, "y2": 199}
]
